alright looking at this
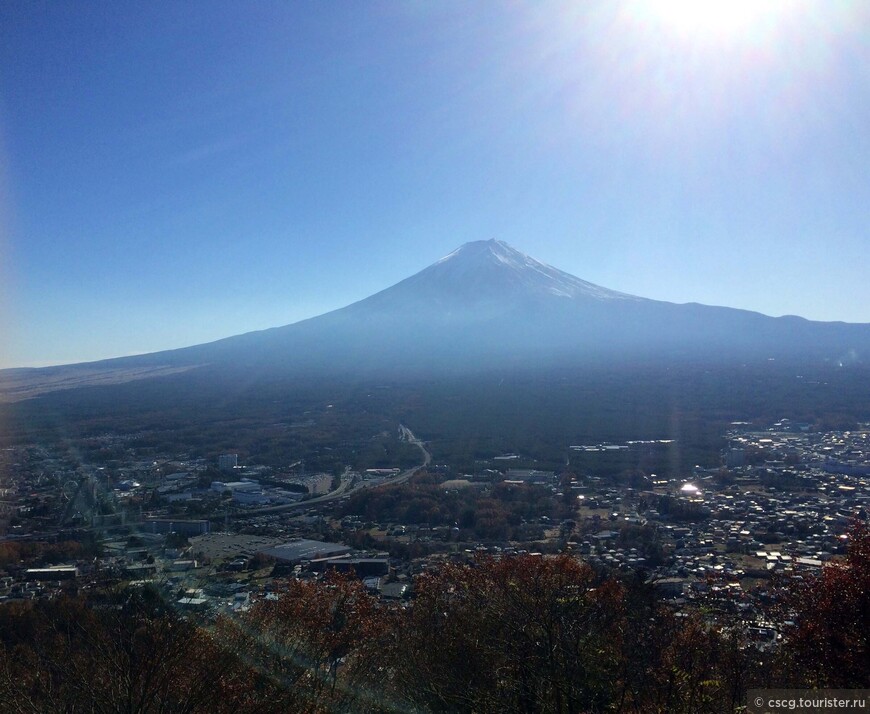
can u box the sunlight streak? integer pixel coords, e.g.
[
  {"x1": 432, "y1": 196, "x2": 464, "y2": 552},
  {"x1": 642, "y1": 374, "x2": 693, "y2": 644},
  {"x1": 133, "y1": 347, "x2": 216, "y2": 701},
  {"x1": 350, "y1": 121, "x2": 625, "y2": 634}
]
[{"x1": 636, "y1": 0, "x2": 784, "y2": 39}]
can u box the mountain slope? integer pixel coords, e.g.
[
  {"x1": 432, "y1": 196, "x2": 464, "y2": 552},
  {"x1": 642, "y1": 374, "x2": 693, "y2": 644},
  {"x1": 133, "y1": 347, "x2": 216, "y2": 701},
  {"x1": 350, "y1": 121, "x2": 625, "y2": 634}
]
[
  {"x1": 3, "y1": 239, "x2": 870, "y2": 400},
  {"x1": 179, "y1": 239, "x2": 868, "y2": 372}
]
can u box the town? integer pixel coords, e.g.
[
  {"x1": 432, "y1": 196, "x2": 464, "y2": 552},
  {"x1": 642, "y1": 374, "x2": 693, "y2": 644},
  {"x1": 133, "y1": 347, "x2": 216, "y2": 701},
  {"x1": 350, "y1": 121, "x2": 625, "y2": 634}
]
[{"x1": 1, "y1": 418, "x2": 867, "y2": 646}]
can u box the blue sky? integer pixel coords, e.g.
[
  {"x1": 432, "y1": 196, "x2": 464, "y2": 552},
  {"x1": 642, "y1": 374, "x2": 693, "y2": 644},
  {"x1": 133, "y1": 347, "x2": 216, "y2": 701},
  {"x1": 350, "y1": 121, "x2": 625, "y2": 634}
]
[{"x1": 1, "y1": 1, "x2": 868, "y2": 367}]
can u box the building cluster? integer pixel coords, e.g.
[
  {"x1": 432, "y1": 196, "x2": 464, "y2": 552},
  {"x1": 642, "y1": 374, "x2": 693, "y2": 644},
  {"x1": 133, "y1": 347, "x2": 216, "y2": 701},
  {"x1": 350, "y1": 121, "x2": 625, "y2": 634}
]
[{"x1": 0, "y1": 421, "x2": 867, "y2": 645}]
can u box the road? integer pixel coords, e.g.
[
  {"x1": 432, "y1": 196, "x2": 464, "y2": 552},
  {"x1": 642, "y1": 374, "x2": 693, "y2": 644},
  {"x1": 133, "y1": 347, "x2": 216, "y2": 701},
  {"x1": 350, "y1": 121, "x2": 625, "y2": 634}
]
[
  {"x1": 395, "y1": 423, "x2": 432, "y2": 476},
  {"x1": 228, "y1": 424, "x2": 430, "y2": 520}
]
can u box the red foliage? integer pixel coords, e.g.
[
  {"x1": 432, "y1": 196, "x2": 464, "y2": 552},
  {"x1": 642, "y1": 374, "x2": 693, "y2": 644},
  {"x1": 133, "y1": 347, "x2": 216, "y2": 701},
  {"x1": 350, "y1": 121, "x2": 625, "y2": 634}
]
[{"x1": 784, "y1": 521, "x2": 870, "y2": 687}]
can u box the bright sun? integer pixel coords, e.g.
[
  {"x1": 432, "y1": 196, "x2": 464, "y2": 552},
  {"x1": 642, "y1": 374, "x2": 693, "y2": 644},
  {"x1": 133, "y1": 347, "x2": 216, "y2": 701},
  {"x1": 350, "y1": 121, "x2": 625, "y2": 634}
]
[{"x1": 642, "y1": 0, "x2": 779, "y2": 38}]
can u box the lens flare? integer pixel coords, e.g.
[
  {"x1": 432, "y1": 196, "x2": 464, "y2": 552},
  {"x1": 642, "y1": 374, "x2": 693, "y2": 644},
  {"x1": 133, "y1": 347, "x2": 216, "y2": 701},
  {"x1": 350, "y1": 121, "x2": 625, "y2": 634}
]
[{"x1": 641, "y1": 0, "x2": 779, "y2": 37}]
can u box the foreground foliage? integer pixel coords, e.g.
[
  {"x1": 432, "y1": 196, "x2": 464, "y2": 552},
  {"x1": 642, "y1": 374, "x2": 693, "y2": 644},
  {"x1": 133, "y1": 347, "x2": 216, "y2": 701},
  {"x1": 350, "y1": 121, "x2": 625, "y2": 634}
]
[{"x1": 0, "y1": 523, "x2": 866, "y2": 713}]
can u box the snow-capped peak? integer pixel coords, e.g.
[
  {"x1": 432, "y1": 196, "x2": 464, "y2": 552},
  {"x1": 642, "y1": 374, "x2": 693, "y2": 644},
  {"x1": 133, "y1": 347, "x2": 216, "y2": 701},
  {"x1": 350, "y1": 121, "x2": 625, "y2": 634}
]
[{"x1": 430, "y1": 239, "x2": 637, "y2": 301}]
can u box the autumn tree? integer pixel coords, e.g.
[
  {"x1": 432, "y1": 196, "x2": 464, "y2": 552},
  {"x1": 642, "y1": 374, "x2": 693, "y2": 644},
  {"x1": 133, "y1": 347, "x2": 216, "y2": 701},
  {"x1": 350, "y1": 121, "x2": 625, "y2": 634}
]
[
  {"x1": 779, "y1": 520, "x2": 870, "y2": 687},
  {"x1": 387, "y1": 555, "x2": 626, "y2": 713},
  {"x1": 0, "y1": 587, "x2": 256, "y2": 714},
  {"x1": 217, "y1": 572, "x2": 392, "y2": 713}
]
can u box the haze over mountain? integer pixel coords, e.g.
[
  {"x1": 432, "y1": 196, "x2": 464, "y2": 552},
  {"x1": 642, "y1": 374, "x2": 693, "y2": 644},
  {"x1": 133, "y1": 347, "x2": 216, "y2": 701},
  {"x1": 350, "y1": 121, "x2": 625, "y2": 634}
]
[{"x1": 2, "y1": 240, "x2": 869, "y2": 401}]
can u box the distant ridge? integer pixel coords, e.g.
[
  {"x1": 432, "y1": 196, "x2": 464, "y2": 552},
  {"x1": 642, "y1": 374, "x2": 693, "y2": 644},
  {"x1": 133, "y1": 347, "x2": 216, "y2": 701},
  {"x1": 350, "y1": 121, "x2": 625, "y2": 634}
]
[{"x1": 3, "y1": 239, "x2": 870, "y2": 400}]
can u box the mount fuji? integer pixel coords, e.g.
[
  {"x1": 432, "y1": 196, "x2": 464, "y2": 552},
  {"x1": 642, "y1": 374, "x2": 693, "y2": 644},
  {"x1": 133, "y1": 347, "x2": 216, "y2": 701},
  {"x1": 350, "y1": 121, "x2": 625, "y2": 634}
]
[{"x1": 3, "y1": 239, "x2": 870, "y2": 400}]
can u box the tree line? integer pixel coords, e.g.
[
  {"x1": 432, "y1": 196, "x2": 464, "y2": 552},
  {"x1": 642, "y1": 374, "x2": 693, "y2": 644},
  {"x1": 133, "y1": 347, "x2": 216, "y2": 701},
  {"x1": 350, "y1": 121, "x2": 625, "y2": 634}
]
[{"x1": 0, "y1": 522, "x2": 867, "y2": 713}]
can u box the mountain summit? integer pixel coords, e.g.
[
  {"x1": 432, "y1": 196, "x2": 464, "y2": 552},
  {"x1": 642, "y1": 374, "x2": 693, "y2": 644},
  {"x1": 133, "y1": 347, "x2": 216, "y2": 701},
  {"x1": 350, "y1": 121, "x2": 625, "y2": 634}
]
[
  {"x1": 392, "y1": 239, "x2": 638, "y2": 303},
  {"x1": 2, "y1": 239, "x2": 870, "y2": 399}
]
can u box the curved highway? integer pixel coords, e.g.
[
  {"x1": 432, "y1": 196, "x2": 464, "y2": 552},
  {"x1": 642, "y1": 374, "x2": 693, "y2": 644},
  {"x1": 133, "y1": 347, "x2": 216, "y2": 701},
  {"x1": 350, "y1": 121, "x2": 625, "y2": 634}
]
[{"x1": 228, "y1": 424, "x2": 430, "y2": 520}]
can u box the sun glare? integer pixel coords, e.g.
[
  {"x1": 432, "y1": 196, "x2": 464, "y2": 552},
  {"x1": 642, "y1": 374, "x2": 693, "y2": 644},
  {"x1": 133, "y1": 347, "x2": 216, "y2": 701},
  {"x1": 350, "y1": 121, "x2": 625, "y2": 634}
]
[{"x1": 637, "y1": 0, "x2": 783, "y2": 39}]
